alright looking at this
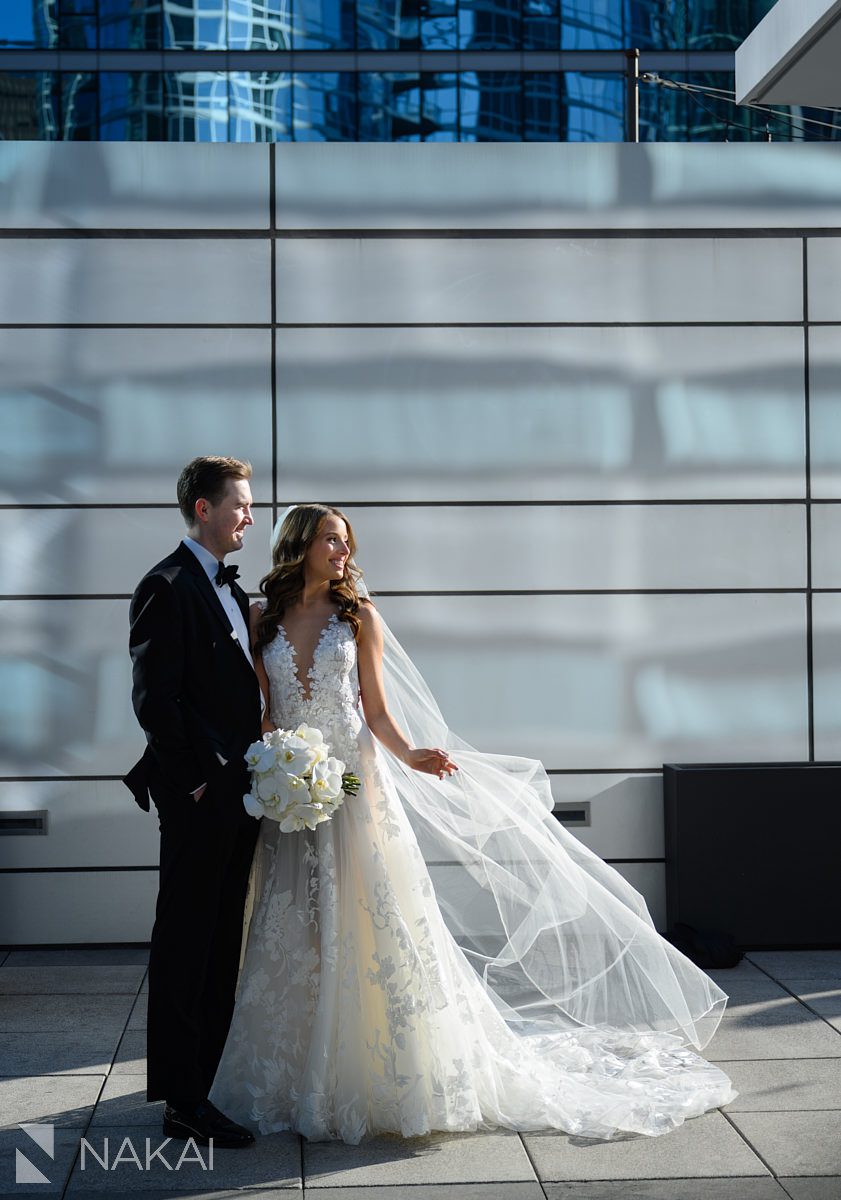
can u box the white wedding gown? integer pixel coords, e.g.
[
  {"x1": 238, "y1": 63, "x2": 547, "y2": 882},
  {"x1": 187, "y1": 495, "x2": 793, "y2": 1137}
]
[{"x1": 210, "y1": 610, "x2": 736, "y2": 1144}]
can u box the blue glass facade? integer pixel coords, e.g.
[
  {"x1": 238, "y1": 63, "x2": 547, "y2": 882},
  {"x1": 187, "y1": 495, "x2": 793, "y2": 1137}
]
[{"x1": 1, "y1": 1, "x2": 838, "y2": 140}]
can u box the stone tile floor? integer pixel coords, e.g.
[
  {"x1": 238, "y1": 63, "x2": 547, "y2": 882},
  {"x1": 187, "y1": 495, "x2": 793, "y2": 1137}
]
[{"x1": 1, "y1": 948, "x2": 840, "y2": 1199}]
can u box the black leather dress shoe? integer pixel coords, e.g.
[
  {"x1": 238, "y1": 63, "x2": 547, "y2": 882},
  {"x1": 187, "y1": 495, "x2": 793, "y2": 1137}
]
[{"x1": 163, "y1": 1099, "x2": 255, "y2": 1148}]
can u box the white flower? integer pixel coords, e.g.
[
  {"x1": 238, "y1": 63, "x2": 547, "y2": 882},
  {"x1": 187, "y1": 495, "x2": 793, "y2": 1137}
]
[
  {"x1": 278, "y1": 734, "x2": 317, "y2": 777},
  {"x1": 257, "y1": 773, "x2": 290, "y2": 805},
  {"x1": 243, "y1": 791, "x2": 265, "y2": 819},
  {"x1": 310, "y1": 758, "x2": 344, "y2": 802},
  {"x1": 244, "y1": 739, "x2": 276, "y2": 772}
]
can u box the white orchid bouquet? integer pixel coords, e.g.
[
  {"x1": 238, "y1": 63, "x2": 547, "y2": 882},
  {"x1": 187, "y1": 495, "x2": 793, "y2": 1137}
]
[{"x1": 242, "y1": 724, "x2": 360, "y2": 832}]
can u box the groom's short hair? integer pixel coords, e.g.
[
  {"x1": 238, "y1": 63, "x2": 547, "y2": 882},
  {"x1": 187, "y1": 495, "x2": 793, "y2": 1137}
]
[{"x1": 177, "y1": 456, "x2": 253, "y2": 525}]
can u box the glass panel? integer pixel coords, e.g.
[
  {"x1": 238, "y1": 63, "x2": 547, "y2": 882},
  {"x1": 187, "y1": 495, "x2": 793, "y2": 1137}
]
[
  {"x1": 339, "y1": 503, "x2": 805, "y2": 592},
  {"x1": 458, "y1": 0, "x2": 520, "y2": 49},
  {"x1": 228, "y1": 0, "x2": 291, "y2": 49},
  {"x1": 293, "y1": 0, "x2": 355, "y2": 49},
  {"x1": 163, "y1": 71, "x2": 229, "y2": 141},
  {"x1": 0, "y1": 0, "x2": 57, "y2": 47},
  {"x1": 549, "y1": 773, "x2": 664, "y2": 859},
  {"x1": 523, "y1": 0, "x2": 559, "y2": 51},
  {"x1": 422, "y1": 72, "x2": 458, "y2": 140},
  {"x1": 0, "y1": 507, "x2": 272, "y2": 597},
  {"x1": 60, "y1": 72, "x2": 97, "y2": 140},
  {"x1": 358, "y1": 73, "x2": 421, "y2": 141},
  {"x1": 641, "y1": 71, "x2": 841, "y2": 144},
  {"x1": 613, "y1": 863, "x2": 665, "y2": 929},
  {"x1": 57, "y1": 14, "x2": 96, "y2": 48},
  {"x1": 524, "y1": 73, "x2": 560, "y2": 141},
  {"x1": 0, "y1": 328, "x2": 273, "y2": 503},
  {"x1": 375, "y1": 593, "x2": 809, "y2": 767},
  {"x1": 420, "y1": 0, "x2": 456, "y2": 49},
  {"x1": 98, "y1": 0, "x2": 163, "y2": 51},
  {"x1": 0, "y1": 238, "x2": 271, "y2": 324},
  {"x1": 0, "y1": 72, "x2": 58, "y2": 139},
  {"x1": 810, "y1": 505, "x2": 841, "y2": 590},
  {"x1": 562, "y1": 72, "x2": 623, "y2": 141},
  {"x1": 229, "y1": 71, "x2": 291, "y2": 140},
  {"x1": 273, "y1": 236, "x2": 804, "y2": 324},
  {"x1": 1, "y1": 780, "x2": 158, "y2": 867},
  {"x1": 357, "y1": 0, "x2": 419, "y2": 49},
  {"x1": 460, "y1": 72, "x2": 521, "y2": 141},
  {"x1": 810, "y1": 326, "x2": 841, "y2": 500},
  {"x1": 560, "y1": 1, "x2": 776, "y2": 51},
  {"x1": 100, "y1": 73, "x2": 164, "y2": 140},
  {"x1": 274, "y1": 325, "x2": 806, "y2": 501},
  {"x1": 293, "y1": 73, "x2": 357, "y2": 140},
  {"x1": 812, "y1": 593, "x2": 841, "y2": 761},
  {"x1": 163, "y1": 0, "x2": 226, "y2": 48}
]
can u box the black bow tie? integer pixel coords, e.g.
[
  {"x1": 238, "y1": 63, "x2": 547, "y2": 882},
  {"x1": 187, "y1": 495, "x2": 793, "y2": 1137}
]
[{"x1": 215, "y1": 562, "x2": 240, "y2": 588}]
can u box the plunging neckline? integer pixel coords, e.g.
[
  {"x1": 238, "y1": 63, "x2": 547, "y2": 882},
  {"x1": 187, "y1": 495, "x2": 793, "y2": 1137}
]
[{"x1": 276, "y1": 611, "x2": 339, "y2": 704}]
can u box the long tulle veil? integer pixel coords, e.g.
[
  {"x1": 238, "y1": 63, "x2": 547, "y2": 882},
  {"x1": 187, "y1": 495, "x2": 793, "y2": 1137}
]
[{"x1": 258, "y1": 508, "x2": 728, "y2": 1051}]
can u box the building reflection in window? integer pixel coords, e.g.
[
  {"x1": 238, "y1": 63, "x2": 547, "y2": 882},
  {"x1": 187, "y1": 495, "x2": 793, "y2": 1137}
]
[
  {"x1": 293, "y1": 72, "x2": 357, "y2": 139},
  {"x1": 293, "y1": 0, "x2": 355, "y2": 49},
  {"x1": 164, "y1": 72, "x2": 229, "y2": 141},
  {"x1": 359, "y1": 73, "x2": 421, "y2": 140},
  {"x1": 230, "y1": 71, "x2": 291, "y2": 140},
  {"x1": 460, "y1": 71, "x2": 521, "y2": 141}
]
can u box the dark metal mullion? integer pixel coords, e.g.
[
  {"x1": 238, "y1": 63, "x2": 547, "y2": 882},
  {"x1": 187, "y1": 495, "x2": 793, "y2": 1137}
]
[
  {"x1": 270, "y1": 141, "x2": 278, "y2": 531},
  {"x1": 804, "y1": 236, "x2": 815, "y2": 762}
]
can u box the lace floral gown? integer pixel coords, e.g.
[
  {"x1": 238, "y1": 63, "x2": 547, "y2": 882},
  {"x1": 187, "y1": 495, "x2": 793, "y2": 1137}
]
[{"x1": 209, "y1": 611, "x2": 735, "y2": 1144}]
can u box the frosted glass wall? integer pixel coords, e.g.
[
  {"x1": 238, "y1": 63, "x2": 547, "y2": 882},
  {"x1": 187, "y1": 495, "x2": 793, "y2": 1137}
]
[{"x1": 1, "y1": 142, "x2": 837, "y2": 942}]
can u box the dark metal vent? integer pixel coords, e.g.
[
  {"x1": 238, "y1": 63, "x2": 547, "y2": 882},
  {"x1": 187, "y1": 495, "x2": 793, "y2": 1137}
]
[
  {"x1": 553, "y1": 802, "x2": 591, "y2": 827},
  {"x1": 0, "y1": 811, "x2": 48, "y2": 836}
]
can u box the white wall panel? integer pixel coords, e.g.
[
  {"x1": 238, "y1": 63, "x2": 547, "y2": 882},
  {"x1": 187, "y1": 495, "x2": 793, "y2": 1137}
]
[
  {"x1": 275, "y1": 237, "x2": 803, "y2": 325},
  {"x1": 0, "y1": 781, "x2": 157, "y2": 868},
  {"x1": 809, "y1": 504, "x2": 841, "y2": 589},
  {"x1": 812, "y1": 593, "x2": 841, "y2": 761},
  {"x1": 0, "y1": 508, "x2": 272, "y2": 598},
  {"x1": 0, "y1": 143, "x2": 270, "y2": 229},
  {"x1": 275, "y1": 143, "x2": 841, "y2": 231},
  {"x1": 0, "y1": 328, "x2": 273, "y2": 504},
  {"x1": 376, "y1": 593, "x2": 809, "y2": 768},
  {"x1": 550, "y1": 772, "x2": 664, "y2": 860},
  {"x1": 809, "y1": 326, "x2": 841, "y2": 500},
  {"x1": 346, "y1": 503, "x2": 804, "y2": 592},
  {"x1": 276, "y1": 325, "x2": 806, "y2": 502},
  {"x1": 0, "y1": 239, "x2": 270, "y2": 325},
  {"x1": 0, "y1": 872, "x2": 157, "y2": 944},
  {"x1": 807, "y1": 237, "x2": 841, "y2": 322}
]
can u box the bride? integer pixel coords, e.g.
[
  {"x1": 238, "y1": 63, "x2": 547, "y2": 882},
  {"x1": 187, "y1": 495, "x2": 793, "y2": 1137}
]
[{"x1": 209, "y1": 503, "x2": 736, "y2": 1144}]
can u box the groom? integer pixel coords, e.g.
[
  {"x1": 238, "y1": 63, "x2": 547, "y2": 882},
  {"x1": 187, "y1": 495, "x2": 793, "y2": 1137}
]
[{"x1": 125, "y1": 456, "x2": 263, "y2": 1149}]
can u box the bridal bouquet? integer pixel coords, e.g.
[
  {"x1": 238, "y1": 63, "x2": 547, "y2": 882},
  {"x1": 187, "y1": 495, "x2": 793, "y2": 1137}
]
[{"x1": 242, "y1": 724, "x2": 360, "y2": 832}]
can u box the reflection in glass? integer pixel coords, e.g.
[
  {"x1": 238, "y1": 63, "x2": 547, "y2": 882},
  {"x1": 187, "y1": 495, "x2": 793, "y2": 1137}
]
[
  {"x1": 460, "y1": 72, "x2": 521, "y2": 141},
  {"x1": 422, "y1": 72, "x2": 458, "y2": 140},
  {"x1": 523, "y1": 0, "x2": 558, "y2": 50},
  {"x1": 524, "y1": 72, "x2": 560, "y2": 141},
  {"x1": 163, "y1": 0, "x2": 225, "y2": 49},
  {"x1": 229, "y1": 71, "x2": 291, "y2": 140},
  {"x1": 458, "y1": 0, "x2": 519, "y2": 49},
  {"x1": 227, "y1": 0, "x2": 291, "y2": 49},
  {"x1": 0, "y1": 0, "x2": 57, "y2": 48},
  {"x1": 99, "y1": 0, "x2": 163, "y2": 51},
  {"x1": 164, "y1": 71, "x2": 228, "y2": 140},
  {"x1": 359, "y1": 74, "x2": 421, "y2": 140},
  {"x1": 357, "y1": 0, "x2": 419, "y2": 49},
  {"x1": 421, "y1": 0, "x2": 456, "y2": 49},
  {"x1": 294, "y1": 0, "x2": 355, "y2": 49},
  {"x1": 562, "y1": 72, "x2": 623, "y2": 141},
  {"x1": 61, "y1": 72, "x2": 97, "y2": 140},
  {"x1": 100, "y1": 73, "x2": 162, "y2": 139},
  {"x1": 293, "y1": 73, "x2": 357, "y2": 140},
  {"x1": 0, "y1": 72, "x2": 56, "y2": 139},
  {"x1": 560, "y1": 1, "x2": 776, "y2": 51}
]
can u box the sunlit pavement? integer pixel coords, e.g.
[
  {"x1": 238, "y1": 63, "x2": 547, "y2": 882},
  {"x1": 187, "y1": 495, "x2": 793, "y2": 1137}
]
[{"x1": 1, "y1": 947, "x2": 840, "y2": 1199}]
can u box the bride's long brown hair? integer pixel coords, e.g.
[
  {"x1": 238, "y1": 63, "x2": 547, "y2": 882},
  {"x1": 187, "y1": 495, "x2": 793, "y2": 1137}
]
[{"x1": 254, "y1": 503, "x2": 364, "y2": 656}]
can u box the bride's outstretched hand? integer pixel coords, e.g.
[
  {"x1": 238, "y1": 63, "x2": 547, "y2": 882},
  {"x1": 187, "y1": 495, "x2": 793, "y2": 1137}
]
[{"x1": 405, "y1": 747, "x2": 459, "y2": 779}]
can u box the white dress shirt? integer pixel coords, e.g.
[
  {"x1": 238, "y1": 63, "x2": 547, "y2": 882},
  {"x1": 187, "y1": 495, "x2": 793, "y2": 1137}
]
[{"x1": 182, "y1": 537, "x2": 254, "y2": 670}]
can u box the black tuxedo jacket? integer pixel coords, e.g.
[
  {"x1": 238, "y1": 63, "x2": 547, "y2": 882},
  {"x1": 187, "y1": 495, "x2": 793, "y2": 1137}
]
[{"x1": 125, "y1": 542, "x2": 262, "y2": 812}]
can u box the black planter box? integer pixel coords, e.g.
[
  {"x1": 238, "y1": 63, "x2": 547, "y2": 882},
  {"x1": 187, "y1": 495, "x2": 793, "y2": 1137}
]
[{"x1": 664, "y1": 762, "x2": 841, "y2": 949}]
